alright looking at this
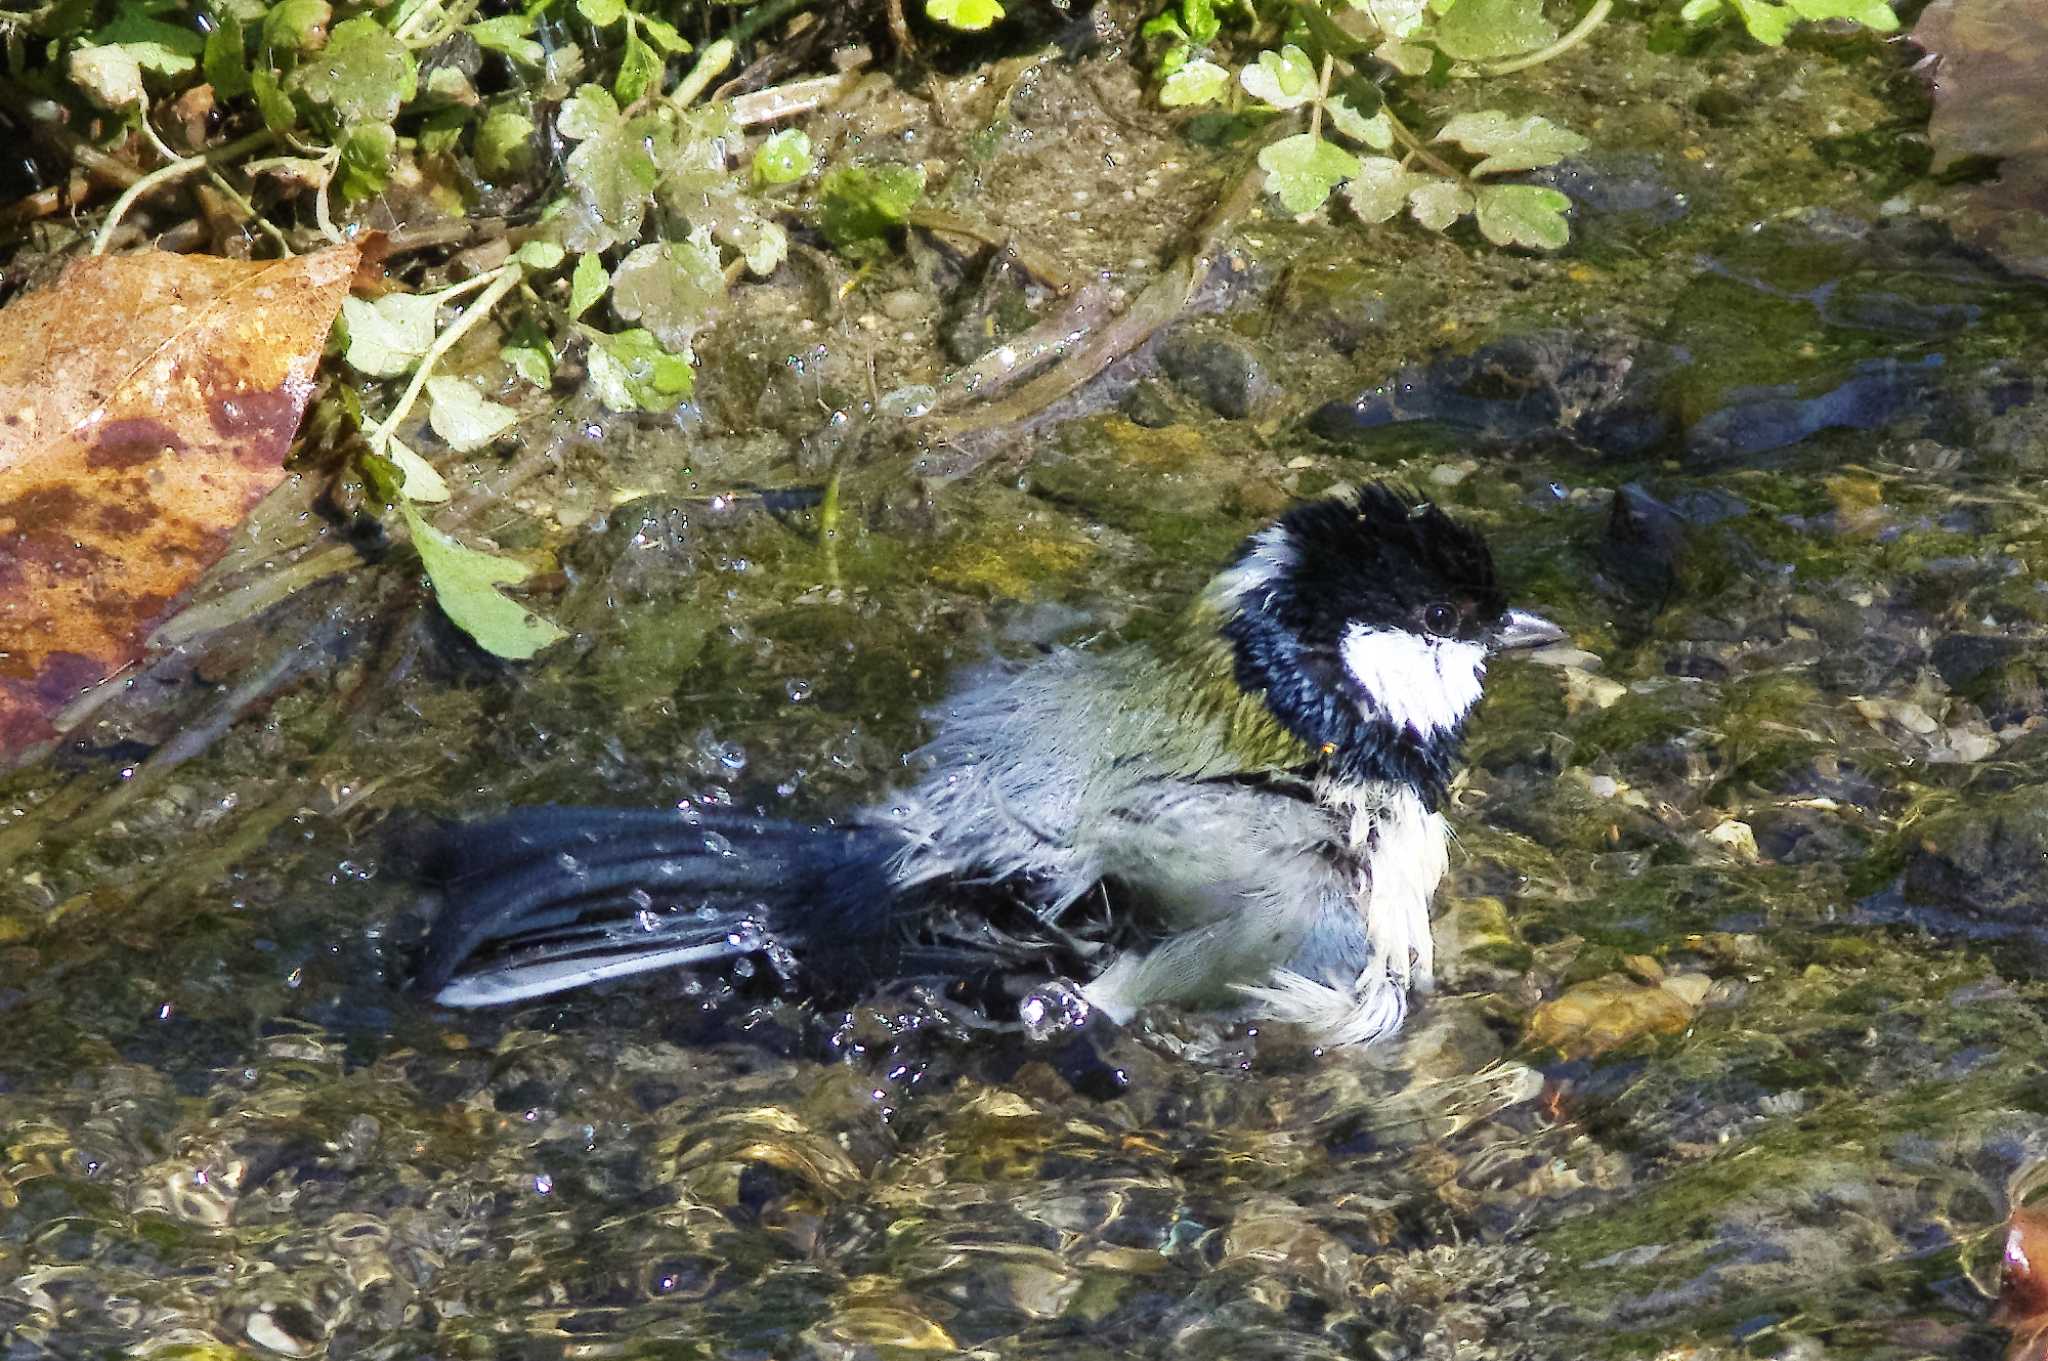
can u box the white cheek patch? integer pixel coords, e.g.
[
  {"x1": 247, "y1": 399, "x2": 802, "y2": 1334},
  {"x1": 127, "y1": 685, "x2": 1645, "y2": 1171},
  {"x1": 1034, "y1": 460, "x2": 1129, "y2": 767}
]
[
  {"x1": 1338, "y1": 625, "x2": 1487, "y2": 736},
  {"x1": 1206, "y1": 524, "x2": 1295, "y2": 609}
]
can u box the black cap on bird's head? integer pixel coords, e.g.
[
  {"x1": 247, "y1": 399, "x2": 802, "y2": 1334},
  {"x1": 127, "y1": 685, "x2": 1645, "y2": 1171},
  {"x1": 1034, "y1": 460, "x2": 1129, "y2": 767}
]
[{"x1": 1212, "y1": 484, "x2": 1564, "y2": 801}]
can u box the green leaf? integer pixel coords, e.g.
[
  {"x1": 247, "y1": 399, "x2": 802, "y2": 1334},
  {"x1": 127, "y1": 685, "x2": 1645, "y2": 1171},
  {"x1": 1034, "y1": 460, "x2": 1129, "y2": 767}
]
[
  {"x1": 335, "y1": 121, "x2": 398, "y2": 202},
  {"x1": 1326, "y1": 97, "x2": 1391, "y2": 149},
  {"x1": 1356, "y1": 0, "x2": 1430, "y2": 38},
  {"x1": 927, "y1": 0, "x2": 1004, "y2": 29},
  {"x1": 261, "y1": 0, "x2": 330, "y2": 53},
  {"x1": 1729, "y1": 0, "x2": 1794, "y2": 42},
  {"x1": 638, "y1": 14, "x2": 691, "y2": 54},
  {"x1": 818, "y1": 163, "x2": 926, "y2": 250},
  {"x1": 467, "y1": 14, "x2": 543, "y2": 66},
  {"x1": 295, "y1": 14, "x2": 416, "y2": 125},
  {"x1": 1473, "y1": 183, "x2": 1572, "y2": 249},
  {"x1": 249, "y1": 65, "x2": 297, "y2": 133},
  {"x1": 556, "y1": 83, "x2": 619, "y2": 139},
  {"x1": 203, "y1": 15, "x2": 250, "y2": 98},
  {"x1": 477, "y1": 106, "x2": 537, "y2": 180},
  {"x1": 514, "y1": 239, "x2": 565, "y2": 272},
  {"x1": 568, "y1": 252, "x2": 609, "y2": 319},
  {"x1": 400, "y1": 502, "x2": 567, "y2": 660},
  {"x1": 1160, "y1": 59, "x2": 1230, "y2": 108},
  {"x1": 585, "y1": 328, "x2": 695, "y2": 413},
  {"x1": 1294, "y1": 0, "x2": 1373, "y2": 56},
  {"x1": 424, "y1": 64, "x2": 477, "y2": 106},
  {"x1": 1239, "y1": 44, "x2": 1318, "y2": 111},
  {"x1": 724, "y1": 216, "x2": 787, "y2": 276},
  {"x1": 380, "y1": 436, "x2": 450, "y2": 502},
  {"x1": 1786, "y1": 0, "x2": 1897, "y2": 29},
  {"x1": 751, "y1": 128, "x2": 812, "y2": 187},
  {"x1": 1407, "y1": 177, "x2": 1475, "y2": 231},
  {"x1": 341, "y1": 292, "x2": 439, "y2": 376},
  {"x1": 417, "y1": 105, "x2": 468, "y2": 157},
  {"x1": 610, "y1": 231, "x2": 726, "y2": 353},
  {"x1": 1343, "y1": 156, "x2": 1436, "y2": 222},
  {"x1": 427, "y1": 377, "x2": 519, "y2": 451},
  {"x1": 1436, "y1": 110, "x2": 1587, "y2": 176},
  {"x1": 1374, "y1": 37, "x2": 1434, "y2": 75},
  {"x1": 556, "y1": 85, "x2": 659, "y2": 251},
  {"x1": 576, "y1": 0, "x2": 623, "y2": 25},
  {"x1": 1256, "y1": 132, "x2": 1359, "y2": 215},
  {"x1": 614, "y1": 23, "x2": 661, "y2": 103},
  {"x1": 1434, "y1": 0, "x2": 1556, "y2": 60},
  {"x1": 67, "y1": 45, "x2": 147, "y2": 108},
  {"x1": 501, "y1": 321, "x2": 558, "y2": 388},
  {"x1": 1142, "y1": 14, "x2": 1189, "y2": 46},
  {"x1": 90, "y1": 9, "x2": 203, "y2": 66},
  {"x1": 1678, "y1": 0, "x2": 1723, "y2": 18},
  {"x1": 1183, "y1": 0, "x2": 1221, "y2": 43}
]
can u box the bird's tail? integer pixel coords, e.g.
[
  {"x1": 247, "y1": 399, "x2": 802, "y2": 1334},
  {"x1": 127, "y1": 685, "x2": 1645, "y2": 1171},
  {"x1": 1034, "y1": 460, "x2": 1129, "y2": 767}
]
[{"x1": 415, "y1": 805, "x2": 905, "y2": 1008}]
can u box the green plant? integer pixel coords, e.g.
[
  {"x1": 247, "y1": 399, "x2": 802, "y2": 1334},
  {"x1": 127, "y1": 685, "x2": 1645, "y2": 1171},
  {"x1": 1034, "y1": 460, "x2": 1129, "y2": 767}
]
[{"x1": 1138, "y1": 0, "x2": 1899, "y2": 247}]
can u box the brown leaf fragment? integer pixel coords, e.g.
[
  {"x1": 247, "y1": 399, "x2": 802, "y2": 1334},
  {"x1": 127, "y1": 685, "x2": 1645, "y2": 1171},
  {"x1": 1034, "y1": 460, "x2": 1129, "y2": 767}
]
[
  {"x1": 0, "y1": 245, "x2": 361, "y2": 765},
  {"x1": 1914, "y1": 0, "x2": 2048, "y2": 279}
]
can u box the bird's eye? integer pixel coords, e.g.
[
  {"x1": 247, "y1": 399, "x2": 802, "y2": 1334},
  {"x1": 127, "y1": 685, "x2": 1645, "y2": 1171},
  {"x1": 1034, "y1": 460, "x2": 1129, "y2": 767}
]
[{"x1": 1421, "y1": 602, "x2": 1458, "y2": 638}]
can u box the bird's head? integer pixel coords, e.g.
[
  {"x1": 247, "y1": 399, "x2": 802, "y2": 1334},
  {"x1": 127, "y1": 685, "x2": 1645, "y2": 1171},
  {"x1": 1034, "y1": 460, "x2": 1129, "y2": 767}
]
[{"x1": 1210, "y1": 484, "x2": 1564, "y2": 802}]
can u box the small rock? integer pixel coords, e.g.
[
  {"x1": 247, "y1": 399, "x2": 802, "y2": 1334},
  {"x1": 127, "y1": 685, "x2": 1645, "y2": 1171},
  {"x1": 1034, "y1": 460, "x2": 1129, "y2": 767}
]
[
  {"x1": 1564, "y1": 667, "x2": 1628, "y2": 713},
  {"x1": 1600, "y1": 483, "x2": 1687, "y2": 607},
  {"x1": 1705, "y1": 819, "x2": 1760, "y2": 862},
  {"x1": 1527, "y1": 975, "x2": 1699, "y2": 1058},
  {"x1": 1903, "y1": 792, "x2": 2048, "y2": 926},
  {"x1": 1308, "y1": 330, "x2": 1685, "y2": 459},
  {"x1": 1119, "y1": 377, "x2": 1180, "y2": 429},
  {"x1": 1153, "y1": 322, "x2": 1271, "y2": 420},
  {"x1": 879, "y1": 288, "x2": 930, "y2": 321}
]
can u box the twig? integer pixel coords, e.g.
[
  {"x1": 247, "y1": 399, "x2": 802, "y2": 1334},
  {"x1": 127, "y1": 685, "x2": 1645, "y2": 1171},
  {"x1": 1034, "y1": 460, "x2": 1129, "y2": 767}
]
[
  {"x1": 906, "y1": 207, "x2": 1078, "y2": 295},
  {"x1": 1380, "y1": 107, "x2": 1463, "y2": 180},
  {"x1": 731, "y1": 69, "x2": 862, "y2": 126},
  {"x1": 89, "y1": 130, "x2": 274, "y2": 255},
  {"x1": 149, "y1": 546, "x2": 361, "y2": 647},
  {"x1": 926, "y1": 157, "x2": 1269, "y2": 446},
  {"x1": 367, "y1": 264, "x2": 524, "y2": 452},
  {"x1": 936, "y1": 282, "x2": 1113, "y2": 405}
]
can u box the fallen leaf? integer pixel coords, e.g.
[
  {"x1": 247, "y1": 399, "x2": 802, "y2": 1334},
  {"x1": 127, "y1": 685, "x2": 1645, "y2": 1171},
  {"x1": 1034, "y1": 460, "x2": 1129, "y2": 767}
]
[{"x1": 0, "y1": 245, "x2": 359, "y2": 764}]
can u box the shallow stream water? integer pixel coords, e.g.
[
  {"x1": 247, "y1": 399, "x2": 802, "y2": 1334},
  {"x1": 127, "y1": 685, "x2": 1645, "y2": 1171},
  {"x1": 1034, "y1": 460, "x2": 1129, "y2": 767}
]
[{"x1": 6, "y1": 8, "x2": 2048, "y2": 1359}]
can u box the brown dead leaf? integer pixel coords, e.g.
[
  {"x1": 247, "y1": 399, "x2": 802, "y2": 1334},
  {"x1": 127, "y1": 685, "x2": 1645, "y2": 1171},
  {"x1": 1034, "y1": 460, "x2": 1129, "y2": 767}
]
[
  {"x1": 0, "y1": 245, "x2": 360, "y2": 764},
  {"x1": 1915, "y1": 0, "x2": 2048, "y2": 279}
]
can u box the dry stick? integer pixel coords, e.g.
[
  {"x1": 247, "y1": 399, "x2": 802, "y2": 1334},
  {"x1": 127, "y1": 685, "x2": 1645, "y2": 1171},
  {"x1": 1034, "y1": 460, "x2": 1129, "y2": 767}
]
[
  {"x1": 67, "y1": 633, "x2": 332, "y2": 828},
  {"x1": 925, "y1": 161, "x2": 1268, "y2": 445},
  {"x1": 732, "y1": 69, "x2": 864, "y2": 126},
  {"x1": 149, "y1": 545, "x2": 364, "y2": 648},
  {"x1": 366, "y1": 264, "x2": 524, "y2": 452},
  {"x1": 936, "y1": 282, "x2": 1114, "y2": 407},
  {"x1": 906, "y1": 207, "x2": 1079, "y2": 295},
  {"x1": 89, "y1": 130, "x2": 274, "y2": 255}
]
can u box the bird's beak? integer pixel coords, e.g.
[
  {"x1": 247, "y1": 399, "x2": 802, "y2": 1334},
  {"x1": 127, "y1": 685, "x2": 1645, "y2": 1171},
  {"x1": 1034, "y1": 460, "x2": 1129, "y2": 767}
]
[{"x1": 1490, "y1": 608, "x2": 1568, "y2": 653}]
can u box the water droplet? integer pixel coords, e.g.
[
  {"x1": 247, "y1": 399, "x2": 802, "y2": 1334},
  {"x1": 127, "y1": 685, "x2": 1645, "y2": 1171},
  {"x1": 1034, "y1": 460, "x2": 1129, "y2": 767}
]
[{"x1": 785, "y1": 678, "x2": 813, "y2": 703}]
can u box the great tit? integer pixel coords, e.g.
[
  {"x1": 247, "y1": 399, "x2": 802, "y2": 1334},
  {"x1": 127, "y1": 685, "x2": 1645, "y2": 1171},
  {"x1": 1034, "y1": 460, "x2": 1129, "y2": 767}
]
[{"x1": 417, "y1": 484, "x2": 1564, "y2": 1045}]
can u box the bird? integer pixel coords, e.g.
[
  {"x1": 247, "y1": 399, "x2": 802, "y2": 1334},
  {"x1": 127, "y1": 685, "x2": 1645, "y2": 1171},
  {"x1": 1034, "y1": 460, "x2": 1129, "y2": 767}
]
[{"x1": 415, "y1": 483, "x2": 1565, "y2": 1046}]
